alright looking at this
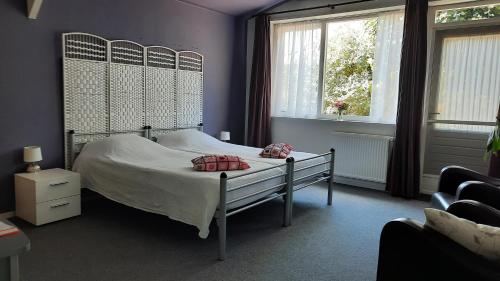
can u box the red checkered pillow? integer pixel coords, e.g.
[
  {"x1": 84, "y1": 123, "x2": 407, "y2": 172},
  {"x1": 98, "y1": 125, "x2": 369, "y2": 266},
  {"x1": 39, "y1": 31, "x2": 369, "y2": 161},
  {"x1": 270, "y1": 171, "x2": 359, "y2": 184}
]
[
  {"x1": 192, "y1": 155, "x2": 250, "y2": 172},
  {"x1": 260, "y1": 143, "x2": 294, "y2": 159}
]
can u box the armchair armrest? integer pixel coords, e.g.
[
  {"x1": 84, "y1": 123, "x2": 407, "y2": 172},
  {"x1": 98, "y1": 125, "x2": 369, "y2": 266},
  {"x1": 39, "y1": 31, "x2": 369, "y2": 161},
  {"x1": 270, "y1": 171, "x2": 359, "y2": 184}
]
[
  {"x1": 456, "y1": 181, "x2": 500, "y2": 211},
  {"x1": 447, "y1": 200, "x2": 500, "y2": 227},
  {"x1": 438, "y1": 166, "x2": 500, "y2": 195}
]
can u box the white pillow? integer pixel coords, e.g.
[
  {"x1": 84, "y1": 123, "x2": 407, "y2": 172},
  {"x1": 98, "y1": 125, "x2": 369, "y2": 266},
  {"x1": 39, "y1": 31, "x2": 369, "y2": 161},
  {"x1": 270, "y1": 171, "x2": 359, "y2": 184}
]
[
  {"x1": 156, "y1": 129, "x2": 219, "y2": 149},
  {"x1": 424, "y1": 208, "x2": 500, "y2": 263}
]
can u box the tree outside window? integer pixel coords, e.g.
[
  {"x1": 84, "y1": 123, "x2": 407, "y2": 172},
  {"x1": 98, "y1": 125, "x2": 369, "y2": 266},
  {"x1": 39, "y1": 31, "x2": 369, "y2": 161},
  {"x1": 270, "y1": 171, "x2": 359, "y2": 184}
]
[{"x1": 322, "y1": 18, "x2": 377, "y2": 116}]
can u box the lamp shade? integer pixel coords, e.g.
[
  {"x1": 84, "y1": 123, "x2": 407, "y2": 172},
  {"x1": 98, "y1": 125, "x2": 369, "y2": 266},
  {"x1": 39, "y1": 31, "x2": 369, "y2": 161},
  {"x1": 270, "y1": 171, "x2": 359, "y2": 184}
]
[
  {"x1": 24, "y1": 146, "x2": 42, "y2": 163},
  {"x1": 220, "y1": 131, "x2": 230, "y2": 141}
]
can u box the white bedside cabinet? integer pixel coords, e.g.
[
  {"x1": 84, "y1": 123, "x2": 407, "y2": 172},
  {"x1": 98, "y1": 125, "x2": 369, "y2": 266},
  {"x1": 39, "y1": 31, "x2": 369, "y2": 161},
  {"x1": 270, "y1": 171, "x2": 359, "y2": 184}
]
[{"x1": 15, "y1": 168, "x2": 81, "y2": 226}]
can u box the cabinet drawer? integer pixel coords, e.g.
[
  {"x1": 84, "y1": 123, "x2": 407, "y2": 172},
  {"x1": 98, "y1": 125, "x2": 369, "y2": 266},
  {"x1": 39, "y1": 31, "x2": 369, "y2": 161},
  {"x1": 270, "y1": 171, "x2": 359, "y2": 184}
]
[
  {"x1": 35, "y1": 195, "x2": 81, "y2": 225},
  {"x1": 36, "y1": 174, "x2": 80, "y2": 203}
]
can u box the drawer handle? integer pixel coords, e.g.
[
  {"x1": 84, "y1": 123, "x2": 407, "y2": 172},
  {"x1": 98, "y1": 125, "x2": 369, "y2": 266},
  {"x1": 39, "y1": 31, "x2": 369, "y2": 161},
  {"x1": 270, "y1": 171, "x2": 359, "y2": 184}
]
[
  {"x1": 50, "y1": 202, "x2": 70, "y2": 208},
  {"x1": 49, "y1": 181, "x2": 69, "y2": 187}
]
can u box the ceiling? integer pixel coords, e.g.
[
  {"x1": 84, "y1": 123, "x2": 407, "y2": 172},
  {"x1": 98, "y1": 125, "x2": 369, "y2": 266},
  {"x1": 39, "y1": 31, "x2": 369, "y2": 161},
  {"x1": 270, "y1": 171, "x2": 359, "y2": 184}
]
[{"x1": 180, "y1": 0, "x2": 285, "y2": 16}]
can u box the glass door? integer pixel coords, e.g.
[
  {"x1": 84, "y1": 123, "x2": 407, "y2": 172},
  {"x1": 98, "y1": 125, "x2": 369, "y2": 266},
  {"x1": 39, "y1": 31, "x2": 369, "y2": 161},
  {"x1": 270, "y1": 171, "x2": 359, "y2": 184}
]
[{"x1": 424, "y1": 27, "x2": 500, "y2": 175}]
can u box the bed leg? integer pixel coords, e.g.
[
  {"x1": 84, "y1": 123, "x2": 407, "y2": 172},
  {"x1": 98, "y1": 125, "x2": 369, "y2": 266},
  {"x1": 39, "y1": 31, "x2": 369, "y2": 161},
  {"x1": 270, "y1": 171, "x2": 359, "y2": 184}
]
[
  {"x1": 217, "y1": 215, "x2": 226, "y2": 261},
  {"x1": 284, "y1": 157, "x2": 294, "y2": 227},
  {"x1": 328, "y1": 148, "x2": 335, "y2": 206},
  {"x1": 218, "y1": 172, "x2": 227, "y2": 261}
]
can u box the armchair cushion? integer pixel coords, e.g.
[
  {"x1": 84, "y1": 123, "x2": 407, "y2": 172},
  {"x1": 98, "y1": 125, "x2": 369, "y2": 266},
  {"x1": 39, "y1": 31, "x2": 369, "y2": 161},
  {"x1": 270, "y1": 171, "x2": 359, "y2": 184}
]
[{"x1": 425, "y1": 208, "x2": 500, "y2": 264}]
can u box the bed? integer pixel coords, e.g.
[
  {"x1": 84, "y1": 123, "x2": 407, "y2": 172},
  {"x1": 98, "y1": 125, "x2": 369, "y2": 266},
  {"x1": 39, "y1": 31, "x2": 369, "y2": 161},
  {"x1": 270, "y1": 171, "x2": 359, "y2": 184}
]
[
  {"x1": 68, "y1": 128, "x2": 334, "y2": 260},
  {"x1": 72, "y1": 133, "x2": 286, "y2": 238},
  {"x1": 69, "y1": 130, "x2": 296, "y2": 260}
]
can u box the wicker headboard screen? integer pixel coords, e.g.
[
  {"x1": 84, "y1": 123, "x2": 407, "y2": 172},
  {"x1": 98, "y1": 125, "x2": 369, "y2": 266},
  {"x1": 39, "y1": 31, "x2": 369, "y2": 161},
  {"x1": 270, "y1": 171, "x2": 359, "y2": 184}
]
[{"x1": 62, "y1": 33, "x2": 203, "y2": 169}]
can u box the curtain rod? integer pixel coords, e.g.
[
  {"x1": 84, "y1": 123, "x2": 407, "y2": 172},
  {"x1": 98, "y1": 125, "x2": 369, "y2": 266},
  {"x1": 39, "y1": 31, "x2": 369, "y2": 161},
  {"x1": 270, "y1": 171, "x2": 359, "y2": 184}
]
[{"x1": 252, "y1": 0, "x2": 375, "y2": 18}]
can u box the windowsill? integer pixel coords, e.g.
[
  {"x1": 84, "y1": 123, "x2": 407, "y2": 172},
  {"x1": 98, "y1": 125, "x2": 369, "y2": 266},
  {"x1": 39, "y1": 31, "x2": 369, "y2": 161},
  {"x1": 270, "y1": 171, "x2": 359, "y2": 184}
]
[{"x1": 271, "y1": 115, "x2": 396, "y2": 126}]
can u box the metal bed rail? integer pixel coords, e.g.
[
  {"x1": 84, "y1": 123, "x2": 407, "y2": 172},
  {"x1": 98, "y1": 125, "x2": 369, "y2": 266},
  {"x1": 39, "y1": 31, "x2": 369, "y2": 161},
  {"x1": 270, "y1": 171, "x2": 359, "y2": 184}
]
[{"x1": 215, "y1": 148, "x2": 335, "y2": 260}]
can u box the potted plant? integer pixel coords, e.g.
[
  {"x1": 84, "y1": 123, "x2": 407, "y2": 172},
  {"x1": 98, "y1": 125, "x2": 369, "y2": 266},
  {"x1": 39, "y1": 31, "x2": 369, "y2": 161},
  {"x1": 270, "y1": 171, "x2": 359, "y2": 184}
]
[
  {"x1": 487, "y1": 104, "x2": 500, "y2": 178},
  {"x1": 334, "y1": 100, "x2": 348, "y2": 121}
]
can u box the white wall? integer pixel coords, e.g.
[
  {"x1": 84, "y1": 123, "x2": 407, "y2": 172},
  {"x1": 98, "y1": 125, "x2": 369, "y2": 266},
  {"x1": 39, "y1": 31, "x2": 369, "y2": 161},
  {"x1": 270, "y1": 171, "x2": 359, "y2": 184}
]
[{"x1": 272, "y1": 117, "x2": 395, "y2": 154}]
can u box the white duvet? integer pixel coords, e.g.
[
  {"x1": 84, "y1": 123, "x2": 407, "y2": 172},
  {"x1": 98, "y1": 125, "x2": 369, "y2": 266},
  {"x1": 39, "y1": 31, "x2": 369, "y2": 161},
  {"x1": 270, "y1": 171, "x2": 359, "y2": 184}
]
[
  {"x1": 73, "y1": 134, "x2": 284, "y2": 238},
  {"x1": 156, "y1": 129, "x2": 328, "y2": 179}
]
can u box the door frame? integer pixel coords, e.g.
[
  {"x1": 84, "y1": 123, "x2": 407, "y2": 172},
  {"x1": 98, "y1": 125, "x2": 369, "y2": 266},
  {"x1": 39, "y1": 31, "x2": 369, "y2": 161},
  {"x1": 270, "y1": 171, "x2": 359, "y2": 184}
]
[{"x1": 420, "y1": 0, "x2": 500, "y2": 193}]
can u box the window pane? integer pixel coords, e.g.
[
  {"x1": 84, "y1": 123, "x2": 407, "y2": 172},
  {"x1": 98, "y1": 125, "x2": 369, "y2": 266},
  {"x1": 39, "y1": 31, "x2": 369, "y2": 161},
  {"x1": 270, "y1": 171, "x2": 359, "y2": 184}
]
[
  {"x1": 323, "y1": 18, "x2": 377, "y2": 116},
  {"x1": 435, "y1": 3, "x2": 500, "y2": 24},
  {"x1": 435, "y1": 33, "x2": 500, "y2": 132}
]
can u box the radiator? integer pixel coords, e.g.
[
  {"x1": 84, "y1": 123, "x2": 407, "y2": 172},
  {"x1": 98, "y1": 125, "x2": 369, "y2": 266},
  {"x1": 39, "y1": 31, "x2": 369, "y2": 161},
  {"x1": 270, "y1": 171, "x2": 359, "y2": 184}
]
[{"x1": 331, "y1": 132, "x2": 394, "y2": 184}]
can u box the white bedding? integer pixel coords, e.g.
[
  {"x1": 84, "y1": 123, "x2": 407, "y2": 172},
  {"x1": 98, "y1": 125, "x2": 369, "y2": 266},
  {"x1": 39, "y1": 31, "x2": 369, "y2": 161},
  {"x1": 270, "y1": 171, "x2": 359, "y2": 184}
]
[
  {"x1": 156, "y1": 129, "x2": 328, "y2": 180},
  {"x1": 73, "y1": 134, "x2": 284, "y2": 238}
]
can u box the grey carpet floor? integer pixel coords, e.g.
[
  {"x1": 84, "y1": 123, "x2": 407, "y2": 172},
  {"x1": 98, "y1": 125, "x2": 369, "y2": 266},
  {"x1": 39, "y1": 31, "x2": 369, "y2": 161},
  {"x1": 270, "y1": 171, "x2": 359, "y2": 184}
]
[{"x1": 13, "y1": 183, "x2": 429, "y2": 281}]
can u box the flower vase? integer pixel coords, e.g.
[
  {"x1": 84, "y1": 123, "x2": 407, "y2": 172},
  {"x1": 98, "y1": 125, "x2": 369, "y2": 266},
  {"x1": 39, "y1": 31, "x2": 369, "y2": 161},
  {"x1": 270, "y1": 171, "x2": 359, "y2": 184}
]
[{"x1": 337, "y1": 111, "x2": 343, "y2": 121}]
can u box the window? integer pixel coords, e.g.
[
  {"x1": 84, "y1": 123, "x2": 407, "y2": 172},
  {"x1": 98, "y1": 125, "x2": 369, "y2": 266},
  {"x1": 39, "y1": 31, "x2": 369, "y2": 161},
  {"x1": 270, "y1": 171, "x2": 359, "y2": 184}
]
[
  {"x1": 435, "y1": 3, "x2": 500, "y2": 24},
  {"x1": 271, "y1": 10, "x2": 404, "y2": 123},
  {"x1": 323, "y1": 18, "x2": 376, "y2": 117}
]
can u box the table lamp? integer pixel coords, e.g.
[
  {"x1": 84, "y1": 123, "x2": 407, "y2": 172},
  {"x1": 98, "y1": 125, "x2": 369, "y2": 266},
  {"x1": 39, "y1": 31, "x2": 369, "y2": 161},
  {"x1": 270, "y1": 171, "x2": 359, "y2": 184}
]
[
  {"x1": 220, "y1": 131, "x2": 230, "y2": 142},
  {"x1": 24, "y1": 146, "x2": 42, "y2": 173}
]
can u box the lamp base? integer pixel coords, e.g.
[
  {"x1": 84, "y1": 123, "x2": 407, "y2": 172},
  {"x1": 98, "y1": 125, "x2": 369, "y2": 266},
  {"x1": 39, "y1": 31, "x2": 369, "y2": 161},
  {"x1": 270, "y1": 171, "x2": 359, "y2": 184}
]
[{"x1": 26, "y1": 163, "x2": 41, "y2": 173}]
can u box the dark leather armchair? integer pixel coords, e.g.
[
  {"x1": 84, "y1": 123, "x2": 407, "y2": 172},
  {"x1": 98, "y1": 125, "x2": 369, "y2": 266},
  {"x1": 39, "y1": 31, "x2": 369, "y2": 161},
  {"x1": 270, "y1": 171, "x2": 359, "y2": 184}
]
[
  {"x1": 376, "y1": 200, "x2": 500, "y2": 281},
  {"x1": 431, "y1": 166, "x2": 500, "y2": 210}
]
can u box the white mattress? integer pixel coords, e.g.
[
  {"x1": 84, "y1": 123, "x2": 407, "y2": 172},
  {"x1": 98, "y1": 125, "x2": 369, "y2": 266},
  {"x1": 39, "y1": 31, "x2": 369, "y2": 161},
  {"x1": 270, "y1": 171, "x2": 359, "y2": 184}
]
[
  {"x1": 156, "y1": 129, "x2": 329, "y2": 180},
  {"x1": 73, "y1": 134, "x2": 285, "y2": 238}
]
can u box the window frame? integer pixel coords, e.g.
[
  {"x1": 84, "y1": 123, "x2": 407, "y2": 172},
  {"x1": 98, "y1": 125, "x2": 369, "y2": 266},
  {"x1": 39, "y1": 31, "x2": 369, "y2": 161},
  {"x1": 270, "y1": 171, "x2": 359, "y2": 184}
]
[{"x1": 270, "y1": 6, "x2": 405, "y2": 124}]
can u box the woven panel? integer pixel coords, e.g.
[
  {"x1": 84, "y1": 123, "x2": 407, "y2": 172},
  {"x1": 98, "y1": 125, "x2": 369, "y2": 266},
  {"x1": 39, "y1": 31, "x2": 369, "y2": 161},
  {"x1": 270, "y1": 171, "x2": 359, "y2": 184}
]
[
  {"x1": 110, "y1": 63, "x2": 145, "y2": 131},
  {"x1": 64, "y1": 33, "x2": 107, "y2": 61},
  {"x1": 111, "y1": 41, "x2": 144, "y2": 66},
  {"x1": 178, "y1": 51, "x2": 203, "y2": 72},
  {"x1": 146, "y1": 67, "x2": 176, "y2": 128},
  {"x1": 177, "y1": 70, "x2": 203, "y2": 127},
  {"x1": 64, "y1": 59, "x2": 109, "y2": 133},
  {"x1": 147, "y1": 47, "x2": 176, "y2": 69},
  {"x1": 63, "y1": 33, "x2": 205, "y2": 168},
  {"x1": 64, "y1": 59, "x2": 109, "y2": 168}
]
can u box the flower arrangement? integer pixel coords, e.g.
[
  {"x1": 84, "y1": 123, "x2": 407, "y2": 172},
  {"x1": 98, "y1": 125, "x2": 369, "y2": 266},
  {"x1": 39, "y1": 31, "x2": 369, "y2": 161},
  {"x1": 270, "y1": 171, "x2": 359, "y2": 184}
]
[{"x1": 334, "y1": 100, "x2": 348, "y2": 120}]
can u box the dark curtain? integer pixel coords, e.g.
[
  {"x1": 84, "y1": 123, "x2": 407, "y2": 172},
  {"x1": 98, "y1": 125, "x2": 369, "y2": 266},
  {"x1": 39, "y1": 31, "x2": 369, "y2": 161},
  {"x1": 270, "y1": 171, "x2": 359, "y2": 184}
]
[
  {"x1": 247, "y1": 15, "x2": 272, "y2": 148},
  {"x1": 386, "y1": 0, "x2": 428, "y2": 198}
]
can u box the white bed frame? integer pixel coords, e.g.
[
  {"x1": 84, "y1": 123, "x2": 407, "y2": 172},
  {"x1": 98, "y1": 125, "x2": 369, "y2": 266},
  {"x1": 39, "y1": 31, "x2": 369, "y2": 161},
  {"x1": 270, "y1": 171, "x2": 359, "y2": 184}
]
[{"x1": 62, "y1": 32, "x2": 335, "y2": 260}]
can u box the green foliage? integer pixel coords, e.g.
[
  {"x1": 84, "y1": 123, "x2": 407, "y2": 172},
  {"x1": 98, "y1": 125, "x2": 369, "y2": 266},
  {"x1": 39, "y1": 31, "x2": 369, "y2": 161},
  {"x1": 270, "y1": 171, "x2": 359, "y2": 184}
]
[
  {"x1": 487, "y1": 107, "x2": 500, "y2": 156},
  {"x1": 435, "y1": 4, "x2": 500, "y2": 24},
  {"x1": 323, "y1": 18, "x2": 377, "y2": 116}
]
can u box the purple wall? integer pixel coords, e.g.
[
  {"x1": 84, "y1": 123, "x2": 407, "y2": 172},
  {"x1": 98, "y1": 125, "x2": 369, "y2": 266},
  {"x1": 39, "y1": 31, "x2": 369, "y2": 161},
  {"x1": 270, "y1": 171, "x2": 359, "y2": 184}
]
[{"x1": 0, "y1": 0, "x2": 246, "y2": 212}]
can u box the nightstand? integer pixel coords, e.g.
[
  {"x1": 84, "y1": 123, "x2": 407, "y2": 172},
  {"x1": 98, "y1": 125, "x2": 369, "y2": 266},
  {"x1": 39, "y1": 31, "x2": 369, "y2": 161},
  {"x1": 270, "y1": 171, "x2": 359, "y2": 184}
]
[{"x1": 15, "y1": 168, "x2": 81, "y2": 226}]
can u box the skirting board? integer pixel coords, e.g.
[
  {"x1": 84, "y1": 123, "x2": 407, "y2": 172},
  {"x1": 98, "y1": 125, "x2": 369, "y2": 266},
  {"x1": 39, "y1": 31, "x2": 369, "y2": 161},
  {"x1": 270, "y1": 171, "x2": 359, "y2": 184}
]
[
  {"x1": 335, "y1": 176, "x2": 386, "y2": 191},
  {"x1": 0, "y1": 211, "x2": 15, "y2": 219}
]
